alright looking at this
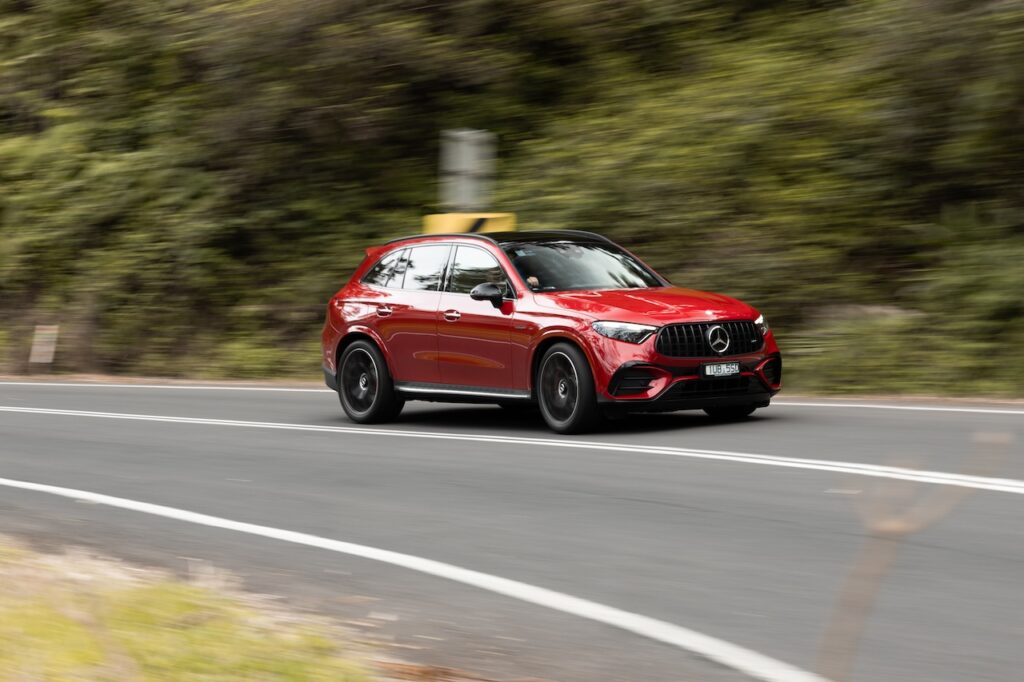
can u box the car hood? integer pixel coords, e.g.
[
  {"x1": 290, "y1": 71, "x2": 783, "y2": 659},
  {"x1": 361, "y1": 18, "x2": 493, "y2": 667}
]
[{"x1": 533, "y1": 287, "x2": 758, "y2": 324}]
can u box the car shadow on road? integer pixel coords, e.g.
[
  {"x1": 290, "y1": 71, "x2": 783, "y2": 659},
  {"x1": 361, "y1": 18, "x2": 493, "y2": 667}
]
[{"x1": 389, "y1": 404, "x2": 780, "y2": 436}]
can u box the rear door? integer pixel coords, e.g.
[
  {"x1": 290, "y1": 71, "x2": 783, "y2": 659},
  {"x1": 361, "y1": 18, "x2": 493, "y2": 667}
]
[
  {"x1": 436, "y1": 245, "x2": 517, "y2": 390},
  {"x1": 378, "y1": 243, "x2": 450, "y2": 384}
]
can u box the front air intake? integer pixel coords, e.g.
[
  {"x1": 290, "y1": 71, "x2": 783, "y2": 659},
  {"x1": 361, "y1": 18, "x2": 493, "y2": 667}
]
[{"x1": 761, "y1": 356, "x2": 782, "y2": 386}]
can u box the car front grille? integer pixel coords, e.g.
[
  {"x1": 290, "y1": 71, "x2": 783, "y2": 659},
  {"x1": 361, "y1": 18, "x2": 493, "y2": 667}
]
[{"x1": 655, "y1": 321, "x2": 763, "y2": 357}]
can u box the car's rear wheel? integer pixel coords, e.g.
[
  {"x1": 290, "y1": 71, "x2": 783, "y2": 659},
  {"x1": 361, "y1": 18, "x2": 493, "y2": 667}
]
[
  {"x1": 703, "y1": 404, "x2": 758, "y2": 421},
  {"x1": 536, "y1": 343, "x2": 601, "y2": 434},
  {"x1": 337, "y1": 340, "x2": 404, "y2": 423}
]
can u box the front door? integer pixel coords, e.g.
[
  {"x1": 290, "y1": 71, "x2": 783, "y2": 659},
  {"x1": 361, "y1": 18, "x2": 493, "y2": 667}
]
[{"x1": 437, "y1": 245, "x2": 516, "y2": 390}]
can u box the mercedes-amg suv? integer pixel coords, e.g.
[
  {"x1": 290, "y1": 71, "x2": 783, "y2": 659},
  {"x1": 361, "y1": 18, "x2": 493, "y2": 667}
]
[{"x1": 322, "y1": 231, "x2": 781, "y2": 433}]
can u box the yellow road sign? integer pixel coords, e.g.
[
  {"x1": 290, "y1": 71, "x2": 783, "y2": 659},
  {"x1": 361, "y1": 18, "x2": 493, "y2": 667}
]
[{"x1": 423, "y1": 213, "x2": 516, "y2": 234}]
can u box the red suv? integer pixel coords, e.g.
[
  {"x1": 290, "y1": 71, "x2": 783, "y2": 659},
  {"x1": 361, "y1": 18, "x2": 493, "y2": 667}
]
[{"x1": 322, "y1": 231, "x2": 781, "y2": 433}]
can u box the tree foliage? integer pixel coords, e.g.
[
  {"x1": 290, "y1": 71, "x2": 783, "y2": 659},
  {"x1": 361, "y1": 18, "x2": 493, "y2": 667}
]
[{"x1": 1, "y1": 0, "x2": 1021, "y2": 392}]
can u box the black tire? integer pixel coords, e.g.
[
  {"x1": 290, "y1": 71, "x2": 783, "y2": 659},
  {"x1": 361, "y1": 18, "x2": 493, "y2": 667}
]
[
  {"x1": 337, "y1": 340, "x2": 404, "y2": 424},
  {"x1": 703, "y1": 404, "x2": 758, "y2": 421},
  {"x1": 536, "y1": 342, "x2": 601, "y2": 434}
]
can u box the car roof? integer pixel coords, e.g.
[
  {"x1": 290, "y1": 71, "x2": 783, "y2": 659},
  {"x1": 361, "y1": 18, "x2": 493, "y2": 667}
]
[
  {"x1": 487, "y1": 230, "x2": 612, "y2": 245},
  {"x1": 384, "y1": 230, "x2": 614, "y2": 248}
]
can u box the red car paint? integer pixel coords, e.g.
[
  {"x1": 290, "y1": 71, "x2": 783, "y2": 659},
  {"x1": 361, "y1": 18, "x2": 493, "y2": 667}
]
[{"x1": 322, "y1": 231, "x2": 781, "y2": 411}]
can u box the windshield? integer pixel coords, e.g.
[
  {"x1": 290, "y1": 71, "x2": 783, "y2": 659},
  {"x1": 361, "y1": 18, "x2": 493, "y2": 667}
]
[{"x1": 501, "y1": 241, "x2": 664, "y2": 292}]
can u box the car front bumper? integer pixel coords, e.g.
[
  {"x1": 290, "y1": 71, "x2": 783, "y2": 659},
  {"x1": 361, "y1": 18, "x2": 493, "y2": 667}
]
[{"x1": 587, "y1": 328, "x2": 783, "y2": 410}]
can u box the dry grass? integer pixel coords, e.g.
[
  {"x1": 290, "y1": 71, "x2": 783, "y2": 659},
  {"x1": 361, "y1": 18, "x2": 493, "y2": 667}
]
[{"x1": 0, "y1": 536, "x2": 374, "y2": 681}]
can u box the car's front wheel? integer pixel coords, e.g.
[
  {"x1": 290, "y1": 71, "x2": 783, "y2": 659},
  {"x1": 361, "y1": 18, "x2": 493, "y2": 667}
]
[
  {"x1": 703, "y1": 405, "x2": 758, "y2": 421},
  {"x1": 337, "y1": 340, "x2": 404, "y2": 424},
  {"x1": 536, "y1": 343, "x2": 601, "y2": 434}
]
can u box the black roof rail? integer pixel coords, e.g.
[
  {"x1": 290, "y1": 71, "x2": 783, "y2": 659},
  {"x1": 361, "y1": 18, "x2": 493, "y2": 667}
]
[
  {"x1": 536, "y1": 229, "x2": 616, "y2": 245},
  {"x1": 383, "y1": 232, "x2": 498, "y2": 246},
  {"x1": 381, "y1": 229, "x2": 616, "y2": 247}
]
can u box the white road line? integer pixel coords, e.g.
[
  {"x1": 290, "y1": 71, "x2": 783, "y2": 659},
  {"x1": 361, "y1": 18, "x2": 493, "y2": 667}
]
[
  {"x1": 0, "y1": 475, "x2": 828, "y2": 682},
  {"x1": 776, "y1": 401, "x2": 1024, "y2": 416},
  {"x1": 0, "y1": 381, "x2": 328, "y2": 393},
  {"x1": 1, "y1": 381, "x2": 1022, "y2": 415},
  {"x1": 1, "y1": 405, "x2": 1022, "y2": 495}
]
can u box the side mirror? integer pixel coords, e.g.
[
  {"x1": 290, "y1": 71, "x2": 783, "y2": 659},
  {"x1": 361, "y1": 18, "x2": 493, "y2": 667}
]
[{"x1": 470, "y1": 282, "x2": 505, "y2": 308}]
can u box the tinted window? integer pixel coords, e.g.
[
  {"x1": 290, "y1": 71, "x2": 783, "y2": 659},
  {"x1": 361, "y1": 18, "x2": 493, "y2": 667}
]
[
  {"x1": 501, "y1": 241, "x2": 662, "y2": 292},
  {"x1": 448, "y1": 246, "x2": 508, "y2": 295},
  {"x1": 362, "y1": 249, "x2": 404, "y2": 288},
  {"x1": 402, "y1": 245, "x2": 451, "y2": 291}
]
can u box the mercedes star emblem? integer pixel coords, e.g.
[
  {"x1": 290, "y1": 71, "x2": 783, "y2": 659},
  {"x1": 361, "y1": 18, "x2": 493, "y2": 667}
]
[{"x1": 706, "y1": 325, "x2": 731, "y2": 355}]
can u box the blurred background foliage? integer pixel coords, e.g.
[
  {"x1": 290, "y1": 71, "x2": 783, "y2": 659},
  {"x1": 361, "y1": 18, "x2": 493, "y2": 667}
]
[{"x1": 1, "y1": 0, "x2": 1021, "y2": 394}]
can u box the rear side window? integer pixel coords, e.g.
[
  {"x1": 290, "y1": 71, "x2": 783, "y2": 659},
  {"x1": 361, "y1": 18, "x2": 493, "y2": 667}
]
[
  {"x1": 361, "y1": 249, "x2": 406, "y2": 288},
  {"x1": 402, "y1": 244, "x2": 451, "y2": 291},
  {"x1": 448, "y1": 246, "x2": 509, "y2": 296}
]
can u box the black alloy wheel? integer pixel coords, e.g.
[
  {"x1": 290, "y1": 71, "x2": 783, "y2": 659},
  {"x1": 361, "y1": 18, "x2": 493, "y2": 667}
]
[
  {"x1": 337, "y1": 340, "x2": 404, "y2": 423},
  {"x1": 537, "y1": 342, "x2": 600, "y2": 434}
]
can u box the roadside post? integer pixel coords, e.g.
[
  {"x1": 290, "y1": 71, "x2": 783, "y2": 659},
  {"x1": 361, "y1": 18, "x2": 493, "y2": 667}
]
[
  {"x1": 425, "y1": 128, "x2": 515, "y2": 234},
  {"x1": 28, "y1": 324, "x2": 59, "y2": 371}
]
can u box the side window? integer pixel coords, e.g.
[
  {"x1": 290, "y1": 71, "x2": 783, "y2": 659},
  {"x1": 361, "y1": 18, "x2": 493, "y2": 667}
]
[
  {"x1": 362, "y1": 249, "x2": 402, "y2": 288},
  {"x1": 448, "y1": 246, "x2": 509, "y2": 296},
  {"x1": 402, "y1": 245, "x2": 451, "y2": 292}
]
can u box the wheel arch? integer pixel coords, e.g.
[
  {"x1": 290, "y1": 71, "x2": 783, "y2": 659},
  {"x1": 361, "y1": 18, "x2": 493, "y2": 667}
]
[
  {"x1": 335, "y1": 329, "x2": 393, "y2": 378},
  {"x1": 528, "y1": 333, "x2": 594, "y2": 398}
]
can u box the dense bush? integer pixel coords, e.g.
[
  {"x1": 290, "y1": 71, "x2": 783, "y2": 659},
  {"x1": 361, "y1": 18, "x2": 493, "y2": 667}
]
[{"x1": 1, "y1": 0, "x2": 1021, "y2": 394}]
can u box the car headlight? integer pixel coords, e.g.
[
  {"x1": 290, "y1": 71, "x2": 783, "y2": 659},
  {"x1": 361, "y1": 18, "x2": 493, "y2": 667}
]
[
  {"x1": 755, "y1": 313, "x2": 770, "y2": 336},
  {"x1": 592, "y1": 321, "x2": 658, "y2": 344}
]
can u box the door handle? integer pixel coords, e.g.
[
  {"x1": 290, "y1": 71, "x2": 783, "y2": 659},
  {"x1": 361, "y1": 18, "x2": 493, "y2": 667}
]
[
  {"x1": 443, "y1": 309, "x2": 461, "y2": 322},
  {"x1": 376, "y1": 305, "x2": 393, "y2": 317}
]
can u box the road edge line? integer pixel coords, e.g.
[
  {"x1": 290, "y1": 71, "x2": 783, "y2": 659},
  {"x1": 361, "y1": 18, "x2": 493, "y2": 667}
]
[{"x1": 0, "y1": 475, "x2": 829, "y2": 682}]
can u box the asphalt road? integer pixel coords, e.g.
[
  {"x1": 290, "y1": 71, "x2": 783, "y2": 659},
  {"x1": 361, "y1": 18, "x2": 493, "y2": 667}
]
[{"x1": 0, "y1": 381, "x2": 1021, "y2": 682}]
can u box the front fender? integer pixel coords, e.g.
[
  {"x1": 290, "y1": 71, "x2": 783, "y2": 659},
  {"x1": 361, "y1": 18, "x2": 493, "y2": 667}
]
[{"x1": 526, "y1": 326, "x2": 603, "y2": 394}]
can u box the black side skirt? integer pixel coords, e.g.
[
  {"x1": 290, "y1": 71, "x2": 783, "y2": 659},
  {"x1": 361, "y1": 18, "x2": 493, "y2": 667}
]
[{"x1": 394, "y1": 382, "x2": 531, "y2": 404}]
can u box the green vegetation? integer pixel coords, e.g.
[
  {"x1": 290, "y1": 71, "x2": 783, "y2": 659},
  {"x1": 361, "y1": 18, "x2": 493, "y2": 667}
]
[
  {"x1": 1, "y1": 1, "x2": 1021, "y2": 394},
  {"x1": 0, "y1": 538, "x2": 373, "y2": 681}
]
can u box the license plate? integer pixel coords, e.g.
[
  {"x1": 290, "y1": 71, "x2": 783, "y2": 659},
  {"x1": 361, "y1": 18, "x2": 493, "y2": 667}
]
[{"x1": 703, "y1": 362, "x2": 740, "y2": 378}]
